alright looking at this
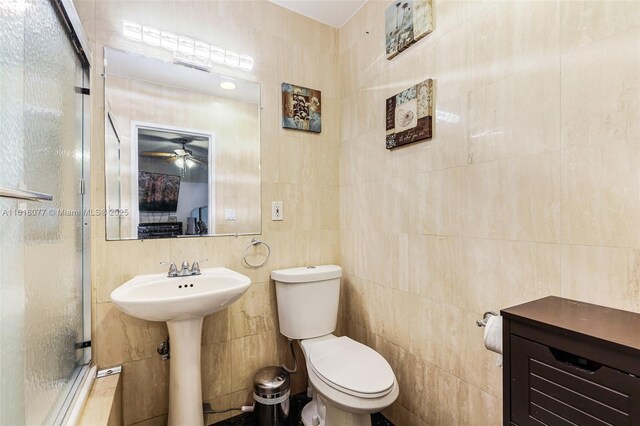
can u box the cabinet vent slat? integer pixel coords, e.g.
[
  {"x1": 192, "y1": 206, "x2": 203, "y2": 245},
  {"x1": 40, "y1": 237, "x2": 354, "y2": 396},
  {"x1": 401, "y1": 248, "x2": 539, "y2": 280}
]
[
  {"x1": 530, "y1": 402, "x2": 577, "y2": 426},
  {"x1": 530, "y1": 389, "x2": 612, "y2": 426},
  {"x1": 530, "y1": 372, "x2": 629, "y2": 424},
  {"x1": 510, "y1": 335, "x2": 640, "y2": 425},
  {"x1": 530, "y1": 358, "x2": 630, "y2": 412}
]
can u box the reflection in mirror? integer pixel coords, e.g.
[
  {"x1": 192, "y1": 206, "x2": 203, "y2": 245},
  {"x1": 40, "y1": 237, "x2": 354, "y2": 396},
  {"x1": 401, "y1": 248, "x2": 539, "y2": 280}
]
[
  {"x1": 104, "y1": 47, "x2": 261, "y2": 240},
  {"x1": 136, "y1": 125, "x2": 212, "y2": 238}
]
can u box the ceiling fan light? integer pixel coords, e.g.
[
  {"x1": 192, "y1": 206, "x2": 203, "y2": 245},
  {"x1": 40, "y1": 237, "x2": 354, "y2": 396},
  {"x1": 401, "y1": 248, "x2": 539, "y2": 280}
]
[{"x1": 186, "y1": 159, "x2": 196, "y2": 168}]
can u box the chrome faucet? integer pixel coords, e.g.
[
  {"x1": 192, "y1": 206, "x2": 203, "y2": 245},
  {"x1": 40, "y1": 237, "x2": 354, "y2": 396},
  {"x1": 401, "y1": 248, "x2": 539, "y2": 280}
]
[
  {"x1": 160, "y1": 261, "x2": 179, "y2": 277},
  {"x1": 179, "y1": 260, "x2": 191, "y2": 276},
  {"x1": 191, "y1": 258, "x2": 207, "y2": 275},
  {"x1": 160, "y1": 259, "x2": 208, "y2": 277}
]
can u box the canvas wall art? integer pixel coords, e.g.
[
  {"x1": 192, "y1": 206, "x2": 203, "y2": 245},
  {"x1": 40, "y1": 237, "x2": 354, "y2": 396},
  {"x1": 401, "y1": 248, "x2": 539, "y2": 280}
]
[
  {"x1": 385, "y1": 0, "x2": 434, "y2": 60},
  {"x1": 386, "y1": 78, "x2": 433, "y2": 149},
  {"x1": 138, "y1": 171, "x2": 181, "y2": 212},
  {"x1": 282, "y1": 83, "x2": 321, "y2": 133}
]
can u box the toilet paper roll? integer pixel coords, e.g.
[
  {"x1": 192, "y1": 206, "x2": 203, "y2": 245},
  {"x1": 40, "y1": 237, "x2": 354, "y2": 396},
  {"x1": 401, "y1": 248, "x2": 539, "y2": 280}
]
[{"x1": 483, "y1": 315, "x2": 503, "y2": 355}]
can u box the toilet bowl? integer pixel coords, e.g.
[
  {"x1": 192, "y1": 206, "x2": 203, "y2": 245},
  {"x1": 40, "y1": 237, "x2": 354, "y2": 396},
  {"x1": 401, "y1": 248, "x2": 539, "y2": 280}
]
[
  {"x1": 299, "y1": 335, "x2": 399, "y2": 426},
  {"x1": 271, "y1": 265, "x2": 399, "y2": 426}
]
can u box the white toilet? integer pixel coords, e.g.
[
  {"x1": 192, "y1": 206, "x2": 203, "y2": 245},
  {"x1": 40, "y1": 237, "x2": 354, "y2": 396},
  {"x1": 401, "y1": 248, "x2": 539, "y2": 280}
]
[{"x1": 271, "y1": 265, "x2": 399, "y2": 426}]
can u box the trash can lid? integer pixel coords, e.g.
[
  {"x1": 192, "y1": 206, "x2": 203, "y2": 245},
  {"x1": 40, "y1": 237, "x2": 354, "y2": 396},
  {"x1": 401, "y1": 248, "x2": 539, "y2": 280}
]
[{"x1": 253, "y1": 366, "x2": 290, "y2": 396}]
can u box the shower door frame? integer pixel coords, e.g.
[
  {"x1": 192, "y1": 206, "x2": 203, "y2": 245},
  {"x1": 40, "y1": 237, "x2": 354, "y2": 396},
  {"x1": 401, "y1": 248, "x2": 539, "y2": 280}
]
[{"x1": 49, "y1": 0, "x2": 93, "y2": 423}]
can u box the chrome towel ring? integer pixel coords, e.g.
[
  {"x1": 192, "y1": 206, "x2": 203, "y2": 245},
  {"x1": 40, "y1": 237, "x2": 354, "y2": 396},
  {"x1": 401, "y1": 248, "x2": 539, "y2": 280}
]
[{"x1": 243, "y1": 238, "x2": 271, "y2": 268}]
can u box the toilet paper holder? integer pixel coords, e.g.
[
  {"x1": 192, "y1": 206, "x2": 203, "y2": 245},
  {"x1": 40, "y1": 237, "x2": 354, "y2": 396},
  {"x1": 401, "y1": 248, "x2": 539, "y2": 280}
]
[{"x1": 476, "y1": 311, "x2": 498, "y2": 327}]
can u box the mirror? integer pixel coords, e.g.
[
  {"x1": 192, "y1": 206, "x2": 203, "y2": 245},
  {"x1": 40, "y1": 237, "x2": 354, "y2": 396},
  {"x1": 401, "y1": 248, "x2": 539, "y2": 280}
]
[{"x1": 103, "y1": 47, "x2": 261, "y2": 240}]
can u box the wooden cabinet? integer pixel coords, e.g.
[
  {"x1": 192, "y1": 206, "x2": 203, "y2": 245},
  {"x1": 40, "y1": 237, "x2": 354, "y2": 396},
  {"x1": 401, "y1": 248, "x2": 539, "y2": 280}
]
[{"x1": 501, "y1": 297, "x2": 640, "y2": 425}]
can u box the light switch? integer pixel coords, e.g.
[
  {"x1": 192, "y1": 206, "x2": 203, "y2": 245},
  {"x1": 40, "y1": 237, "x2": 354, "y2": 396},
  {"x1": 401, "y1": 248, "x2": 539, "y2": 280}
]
[
  {"x1": 224, "y1": 209, "x2": 236, "y2": 220},
  {"x1": 272, "y1": 201, "x2": 283, "y2": 221}
]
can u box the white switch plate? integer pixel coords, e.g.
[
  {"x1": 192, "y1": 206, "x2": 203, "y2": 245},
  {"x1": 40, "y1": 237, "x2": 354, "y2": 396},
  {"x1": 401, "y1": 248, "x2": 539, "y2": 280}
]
[
  {"x1": 224, "y1": 209, "x2": 236, "y2": 221},
  {"x1": 271, "y1": 201, "x2": 283, "y2": 221}
]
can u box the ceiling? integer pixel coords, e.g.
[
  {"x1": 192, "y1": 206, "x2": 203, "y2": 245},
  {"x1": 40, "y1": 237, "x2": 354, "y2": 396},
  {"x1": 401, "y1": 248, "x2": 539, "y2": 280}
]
[{"x1": 268, "y1": 0, "x2": 367, "y2": 28}]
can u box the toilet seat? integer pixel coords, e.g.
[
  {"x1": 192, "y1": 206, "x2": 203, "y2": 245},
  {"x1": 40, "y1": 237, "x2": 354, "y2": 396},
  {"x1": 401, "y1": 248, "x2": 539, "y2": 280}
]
[{"x1": 309, "y1": 336, "x2": 395, "y2": 399}]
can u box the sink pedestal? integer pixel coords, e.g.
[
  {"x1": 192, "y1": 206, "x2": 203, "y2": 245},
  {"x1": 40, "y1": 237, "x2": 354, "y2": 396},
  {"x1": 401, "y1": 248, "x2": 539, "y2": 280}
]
[
  {"x1": 167, "y1": 318, "x2": 205, "y2": 426},
  {"x1": 110, "y1": 267, "x2": 251, "y2": 425}
]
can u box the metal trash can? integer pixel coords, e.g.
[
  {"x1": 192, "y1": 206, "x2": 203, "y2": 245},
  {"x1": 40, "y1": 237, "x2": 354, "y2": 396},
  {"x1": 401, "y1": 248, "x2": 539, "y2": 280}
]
[{"x1": 253, "y1": 366, "x2": 290, "y2": 425}]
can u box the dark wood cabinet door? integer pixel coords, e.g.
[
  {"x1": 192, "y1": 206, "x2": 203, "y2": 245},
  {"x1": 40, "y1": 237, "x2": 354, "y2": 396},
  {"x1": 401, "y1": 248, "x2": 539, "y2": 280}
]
[{"x1": 510, "y1": 335, "x2": 640, "y2": 425}]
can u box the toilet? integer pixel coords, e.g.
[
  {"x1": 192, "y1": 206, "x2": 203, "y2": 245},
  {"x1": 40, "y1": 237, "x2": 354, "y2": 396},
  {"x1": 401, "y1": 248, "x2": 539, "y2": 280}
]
[{"x1": 271, "y1": 265, "x2": 399, "y2": 426}]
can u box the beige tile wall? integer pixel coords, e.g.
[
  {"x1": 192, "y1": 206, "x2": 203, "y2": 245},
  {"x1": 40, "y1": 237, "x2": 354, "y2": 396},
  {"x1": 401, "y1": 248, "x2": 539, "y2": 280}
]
[
  {"x1": 73, "y1": 0, "x2": 640, "y2": 423},
  {"x1": 339, "y1": 0, "x2": 640, "y2": 424},
  {"x1": 74, "y1": 1, "x2": 340, "y2": 424}
]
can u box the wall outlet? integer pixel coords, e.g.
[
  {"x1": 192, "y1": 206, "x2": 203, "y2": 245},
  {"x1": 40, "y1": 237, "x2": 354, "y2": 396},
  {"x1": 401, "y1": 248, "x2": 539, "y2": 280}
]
[
  {"x1": 224, "y1": 209, "x2": 236, "y2": 221},
  {"x1": 271, "y1": 201, "x2": 283, "y2": 221}
]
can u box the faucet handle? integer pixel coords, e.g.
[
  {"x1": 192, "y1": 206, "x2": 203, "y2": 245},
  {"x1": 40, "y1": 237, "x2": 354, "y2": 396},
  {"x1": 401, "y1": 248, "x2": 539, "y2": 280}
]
[
  {"x1": 191, "y1": 258, "x2": 208, "y2": 275},
  {"x1": 160, "y1": 261, "x2": 178, "y2": 277}
]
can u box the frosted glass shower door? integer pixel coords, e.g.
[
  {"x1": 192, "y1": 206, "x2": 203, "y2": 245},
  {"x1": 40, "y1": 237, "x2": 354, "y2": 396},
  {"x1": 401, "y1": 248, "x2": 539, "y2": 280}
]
[{"x1": 0, "y1": 0, "x2": 90, "y2": 424}]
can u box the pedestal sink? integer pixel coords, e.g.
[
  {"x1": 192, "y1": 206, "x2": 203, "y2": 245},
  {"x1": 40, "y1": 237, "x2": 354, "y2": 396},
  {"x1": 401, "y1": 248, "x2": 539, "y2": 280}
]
[{"x1": 110, "y1": 267, "x2": 251, "y2": 426}]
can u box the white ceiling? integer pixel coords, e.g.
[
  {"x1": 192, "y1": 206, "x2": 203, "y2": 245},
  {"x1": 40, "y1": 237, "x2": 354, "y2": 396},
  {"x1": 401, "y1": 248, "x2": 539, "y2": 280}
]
[{"x1": 268, "y1": 0, "x2": 367, "y2": 28}]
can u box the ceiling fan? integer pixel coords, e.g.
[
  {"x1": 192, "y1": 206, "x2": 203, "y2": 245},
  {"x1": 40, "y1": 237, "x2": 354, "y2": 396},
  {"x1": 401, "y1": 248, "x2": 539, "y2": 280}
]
[{"x1": 141, "y1": 138, "x2": 207, "y2": 168}]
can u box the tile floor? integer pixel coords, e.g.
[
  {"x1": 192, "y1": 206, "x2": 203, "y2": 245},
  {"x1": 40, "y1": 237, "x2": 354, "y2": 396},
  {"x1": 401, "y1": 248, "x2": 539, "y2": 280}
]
[{"x1": 211, "y1": 392, "x2": 394, "y2": 425}]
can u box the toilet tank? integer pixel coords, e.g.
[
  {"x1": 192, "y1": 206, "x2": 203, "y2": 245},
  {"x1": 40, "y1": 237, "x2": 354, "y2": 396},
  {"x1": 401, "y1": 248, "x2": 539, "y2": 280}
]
[{"x1": 271, "y1": 265, "x2": 342, "y2": 340}]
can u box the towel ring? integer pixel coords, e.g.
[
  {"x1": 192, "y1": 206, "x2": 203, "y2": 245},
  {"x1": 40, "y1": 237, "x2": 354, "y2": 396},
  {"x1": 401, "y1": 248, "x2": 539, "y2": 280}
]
[{"x1": 243, "y1": 238, "x2": 271, "y2": 268}]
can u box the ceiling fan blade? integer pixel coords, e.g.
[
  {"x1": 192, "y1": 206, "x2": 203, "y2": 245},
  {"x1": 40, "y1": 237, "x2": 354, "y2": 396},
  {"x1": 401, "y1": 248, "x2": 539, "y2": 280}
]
[
  {"x1": 172, "y1": 137, "x2": 195, "y2": 144},
  {"x1": 189, "y1": 157, "x2": 206, "y2": 165},
  {"x1": 141, "y1": 151, "x2": 176, "y2": 157}
]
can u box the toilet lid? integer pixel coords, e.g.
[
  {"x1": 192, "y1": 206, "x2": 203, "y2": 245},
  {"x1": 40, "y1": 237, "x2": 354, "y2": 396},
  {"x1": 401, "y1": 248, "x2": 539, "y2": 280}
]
[{"x1": 309, "y1": 336, "x2": 395, "y2": 398}]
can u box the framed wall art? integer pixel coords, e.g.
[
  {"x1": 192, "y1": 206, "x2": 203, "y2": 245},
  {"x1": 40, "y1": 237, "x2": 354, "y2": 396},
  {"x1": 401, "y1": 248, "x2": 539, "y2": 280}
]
[
  {"x1": 386, "y1": 78, "x2": 433, "y2": 149},
  {"x1": 385, "y1": 0, "x2": 434, "y2": 60},
  {"x1": 281, "y1": 83, "x2": 321, "y2": 133}
]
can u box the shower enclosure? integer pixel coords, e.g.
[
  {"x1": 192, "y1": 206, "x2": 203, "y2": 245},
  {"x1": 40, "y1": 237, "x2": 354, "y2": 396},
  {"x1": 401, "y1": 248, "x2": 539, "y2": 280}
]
[{"x1": 0, "y1": 0, "x2": 91, "y2": 424}]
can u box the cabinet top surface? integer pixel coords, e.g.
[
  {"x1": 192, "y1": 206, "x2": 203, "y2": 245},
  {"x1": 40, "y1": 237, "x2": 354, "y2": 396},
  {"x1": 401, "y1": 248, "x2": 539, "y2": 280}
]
[{"x1": 501, "y1": 296, "x2": 640, "y2": 352}]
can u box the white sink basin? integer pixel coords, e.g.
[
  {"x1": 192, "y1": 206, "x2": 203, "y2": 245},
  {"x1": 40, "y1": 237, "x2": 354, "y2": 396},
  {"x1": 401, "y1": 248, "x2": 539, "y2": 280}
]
[
  {"x1": 110, "y1": 267, "x2": 251, "y2": 426},
  {"x1": 111, "y1": 267, "x2": 251, "y2": 322}
]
